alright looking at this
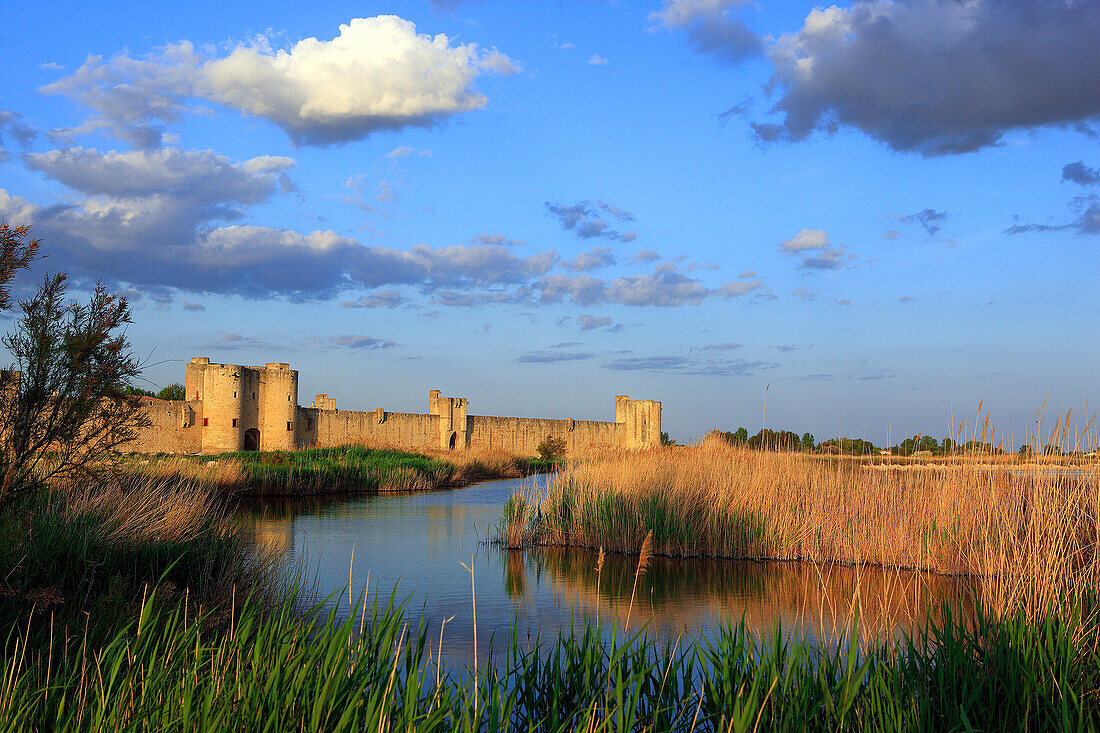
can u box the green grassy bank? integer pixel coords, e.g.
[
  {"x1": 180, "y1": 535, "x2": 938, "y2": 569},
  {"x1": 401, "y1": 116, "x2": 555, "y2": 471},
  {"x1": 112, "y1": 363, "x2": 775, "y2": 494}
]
[
  {"x1": 123, "y1": 445, "x2": 556, "y2": 496},
  {"x1": 4, "y1": 586, "x2": 1098, "y2": 731}
]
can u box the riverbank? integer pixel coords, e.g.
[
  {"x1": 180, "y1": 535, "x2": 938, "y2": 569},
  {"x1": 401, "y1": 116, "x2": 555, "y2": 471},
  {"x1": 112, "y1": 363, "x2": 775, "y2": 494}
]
[
  {"x1": 4, "y1": 578, "x2": 1097, "y2": 730},
  {"x1": 499, "y1": 442, "x2": 1100, "y2": 614},
  {"x1": 3, "y1": 468, "x2": 1098, "y2": 729},
  {"x1": 122, "y1": 444, "x2": 556, "y2": 496}
]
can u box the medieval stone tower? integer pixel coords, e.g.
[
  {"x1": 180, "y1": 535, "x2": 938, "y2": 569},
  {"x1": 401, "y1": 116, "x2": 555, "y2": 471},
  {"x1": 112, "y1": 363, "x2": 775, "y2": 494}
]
[
  {"x1": 615, "y1": 395, "x2": 662, "y2": 449},
  {"x1": 429, "y1": 389, "x2": 469, "y2": 450},
  {"x1": 184, "y1": 357, "x2": 299, "y2": 452}
]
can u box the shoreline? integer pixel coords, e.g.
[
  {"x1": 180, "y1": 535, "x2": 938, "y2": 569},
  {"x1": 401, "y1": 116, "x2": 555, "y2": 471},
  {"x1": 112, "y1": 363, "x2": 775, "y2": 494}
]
[{"x1": 119, "y1": 445, "x2": 557, "y2": 498}]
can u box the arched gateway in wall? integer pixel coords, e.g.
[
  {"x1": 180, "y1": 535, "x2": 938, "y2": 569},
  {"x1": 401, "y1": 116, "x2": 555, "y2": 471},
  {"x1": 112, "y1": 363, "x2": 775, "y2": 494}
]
[{"x1": 243, "y1": 429, "x2": 260, "y2": 452}]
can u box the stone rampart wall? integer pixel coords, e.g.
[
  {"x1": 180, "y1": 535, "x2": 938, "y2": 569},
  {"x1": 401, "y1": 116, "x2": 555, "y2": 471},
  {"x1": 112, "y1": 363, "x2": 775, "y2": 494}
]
[
  {"x1": 298, "y1": 408, "x2": 625, "y2": 454},
  {"x1": 467, "y1": 415, "x2": 623, "y2": 453},
  {"x1": 124, "y1": 399, "x2": 203, "y2": 454},
  {"x1": 301, "y1": 408, "x2": 440, "y2": 451}
]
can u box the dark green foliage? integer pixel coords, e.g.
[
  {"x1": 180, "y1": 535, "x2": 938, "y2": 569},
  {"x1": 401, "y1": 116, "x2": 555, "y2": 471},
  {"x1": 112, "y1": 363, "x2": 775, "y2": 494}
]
[
  {"x1": 890, "y1": 435, "x2": 999, "y2": 456},
  {"x1": 157, "y1": 383, "x2": 186, "y2": 401},
  {"x1": 746, "y1": 429, "x2": 801, "y2": 451},
  {"x1": 819, "y1": 437, "x2": 880, "y2": 455},
  {"x1": 121, "y1": 383, "x2": 185, "y2": 401},
  {"x1": 537, "y1": 435, "x2": 567, "y2": 461}
]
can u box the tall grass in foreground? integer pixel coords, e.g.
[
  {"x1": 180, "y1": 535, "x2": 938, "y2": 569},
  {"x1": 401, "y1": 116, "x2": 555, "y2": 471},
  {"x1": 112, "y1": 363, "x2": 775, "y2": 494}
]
[
  {"x1": 0, "y1": 473, "x2": 267, "y2": 636},
  {"x1": 3, "y1": 585, "x2": 1098, "y2": 731},
  {"x1": 501, "y1": 442, "x2": 1100, "y2": 616},
  {"x1": 124, "y1": 445, "x2": 553, "y2": 496}
]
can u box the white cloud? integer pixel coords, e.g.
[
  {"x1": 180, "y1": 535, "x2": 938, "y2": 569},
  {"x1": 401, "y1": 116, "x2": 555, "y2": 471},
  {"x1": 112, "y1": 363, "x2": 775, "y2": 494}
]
[
  {"x1": 776, "y1": 228, "x2": 853, "y2": 271},
  {"x1": 42, "y1": 16, "x2": 518, "y2": 147},
  {"x1": 24, "y1": 147, "x2": 293, "y2": 200},
  {"x1": 778, "y1": 228, "x2": 829, "y2": 253},
  {"x1": 587, "y1": 55, "x2": 608, "y2": 66}
]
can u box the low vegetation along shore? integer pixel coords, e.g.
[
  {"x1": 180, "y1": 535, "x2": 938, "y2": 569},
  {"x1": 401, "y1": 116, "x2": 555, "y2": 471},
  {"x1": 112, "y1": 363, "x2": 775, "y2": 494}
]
[
  {"x1": 500, "y1": 438, "x2": 1100, "y2": 615},
  {"x1": 6, "y1": 579, "x2": 1099, "y2": 730},
  {"x1": 3, "y1": 448, "x2": 1100, "y2": 730},
  {"x1": 121, "y1": 444, "x2": 554, "y2": 496}
]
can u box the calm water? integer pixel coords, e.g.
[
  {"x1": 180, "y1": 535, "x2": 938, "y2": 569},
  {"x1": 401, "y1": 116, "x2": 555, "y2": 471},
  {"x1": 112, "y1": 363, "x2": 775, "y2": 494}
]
[{"x1": 236, "y1": 476, "x2": 976, "y2": 664}]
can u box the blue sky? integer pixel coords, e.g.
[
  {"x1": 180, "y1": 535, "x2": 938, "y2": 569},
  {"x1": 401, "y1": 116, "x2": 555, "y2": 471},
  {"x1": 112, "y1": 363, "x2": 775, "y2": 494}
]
[{"x1": 1, "y1": 0, "x2": 1097, "y2": 445}]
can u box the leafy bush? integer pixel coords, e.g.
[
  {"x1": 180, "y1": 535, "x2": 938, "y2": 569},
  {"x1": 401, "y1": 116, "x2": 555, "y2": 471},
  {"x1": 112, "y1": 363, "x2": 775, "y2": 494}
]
[{"x1": 536, "y1": 435, "x2": 567, "y2": 461}]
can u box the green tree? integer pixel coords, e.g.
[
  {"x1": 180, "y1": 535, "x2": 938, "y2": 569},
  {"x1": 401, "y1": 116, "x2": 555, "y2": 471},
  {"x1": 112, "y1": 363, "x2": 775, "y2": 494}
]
[
  {"x1": 122, "y1": 384, "x2": 156, "y2": 398},
  {"x1": 157, "y1": 383, "x2": 186, "y2": 401},
  {"x1": 747, "y1": 429, "x2": 801, "y2": 451},
  {"x1": 0, "y1": 227, "x2": 148, "y2": 509},
  {"x1": 660, "y1": 431, "x2": 675, "y2": 447},
  {"x1": 800, "y1": 432, "x2": 815, "y2": 452}
]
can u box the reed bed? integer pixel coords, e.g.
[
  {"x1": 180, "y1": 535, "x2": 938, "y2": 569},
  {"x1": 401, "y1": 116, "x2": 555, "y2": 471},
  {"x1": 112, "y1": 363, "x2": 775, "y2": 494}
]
[
  {"x1": 121, "y1": 444, "x2": 553, "y2": 496},
  {"x1": 0, "y1": 472, "x2": 267, "y2": 635},
  {"x1": 501, "y1": 442, "x2": 1100, "y2": 615},
  {"x1": 2, "y1": 582, "x2": 1097, "y2": 731}
]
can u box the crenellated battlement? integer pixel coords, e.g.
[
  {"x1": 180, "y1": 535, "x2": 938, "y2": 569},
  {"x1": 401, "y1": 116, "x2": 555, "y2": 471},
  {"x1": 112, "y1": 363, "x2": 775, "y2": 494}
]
[{"x1": 124, "y1": 358, "x2": 661, "y2": 455}]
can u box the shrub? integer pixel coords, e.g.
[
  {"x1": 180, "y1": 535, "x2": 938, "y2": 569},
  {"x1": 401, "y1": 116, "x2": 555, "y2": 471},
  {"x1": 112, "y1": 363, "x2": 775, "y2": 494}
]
[{"x1": 536, "y1": 435, "x2": 567, "y2": 461}]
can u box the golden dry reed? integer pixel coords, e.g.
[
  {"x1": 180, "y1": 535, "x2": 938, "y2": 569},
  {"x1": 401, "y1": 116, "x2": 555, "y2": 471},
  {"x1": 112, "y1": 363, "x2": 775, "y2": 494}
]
[{"x1": 507, "y1": 420, "x2": 1100, "y2": 616}]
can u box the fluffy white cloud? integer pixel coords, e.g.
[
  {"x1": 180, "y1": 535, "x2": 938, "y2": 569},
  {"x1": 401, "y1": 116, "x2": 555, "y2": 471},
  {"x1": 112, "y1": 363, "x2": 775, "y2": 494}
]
[
  {"x1": 755, "y1": 1, "x2": 1100, "y2": 155},
  {"x1": 778, "y1": 229, "x2": 829, "y2": 253},
  {"x1": 42, "y1": 16, "x2": 518, "y2": 147},
  {"x1": 777, "y1": 228, "x2": 853, "y2": 271}
]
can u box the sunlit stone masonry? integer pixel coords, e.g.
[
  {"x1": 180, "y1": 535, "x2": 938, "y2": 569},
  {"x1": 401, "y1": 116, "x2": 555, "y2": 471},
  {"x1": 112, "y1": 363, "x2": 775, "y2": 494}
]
[{"x1": 123, "y1": 357, "x2": 662, "y2": 455}]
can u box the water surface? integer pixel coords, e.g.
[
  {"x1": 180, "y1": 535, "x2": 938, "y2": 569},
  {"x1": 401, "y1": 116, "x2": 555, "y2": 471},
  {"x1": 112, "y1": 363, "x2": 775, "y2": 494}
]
[{"x1": 237, "y1": 476, "x2": 975, "y2": 664}]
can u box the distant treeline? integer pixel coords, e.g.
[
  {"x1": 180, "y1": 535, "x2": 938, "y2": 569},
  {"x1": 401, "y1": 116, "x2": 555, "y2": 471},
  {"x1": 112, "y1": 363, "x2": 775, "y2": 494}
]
[
  {"x1": 710, "y1": 427, "x2": 1005, "y2": 456},
  {"x1": 123, "y1": 383, "x2": 186, "y2": 401}
]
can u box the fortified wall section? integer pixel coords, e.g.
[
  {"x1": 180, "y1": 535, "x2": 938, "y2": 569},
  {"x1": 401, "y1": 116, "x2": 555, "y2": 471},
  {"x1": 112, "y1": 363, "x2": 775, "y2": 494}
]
[
  {"x1": 123, "y1": 358, "x2": 661, "y2": 455},
  {"x1": 122, "y1": 398, "x2": 203, "y2": 454}
]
